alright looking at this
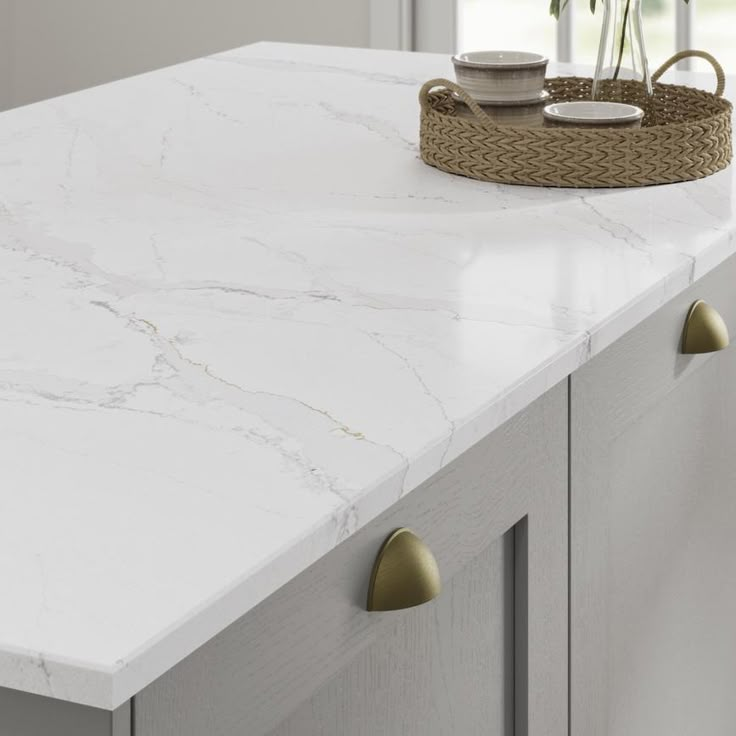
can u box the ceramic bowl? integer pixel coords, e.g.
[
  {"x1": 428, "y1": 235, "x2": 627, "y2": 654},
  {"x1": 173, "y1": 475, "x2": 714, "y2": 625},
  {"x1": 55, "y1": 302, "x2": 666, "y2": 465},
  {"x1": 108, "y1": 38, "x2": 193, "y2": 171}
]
[
  {"x1": 455, "y1": 90, "x2": 550, "y2": 128},
  {"x1": 451, "y1": 50, "x2": 549, "y2": 103},
  {"x1": 543, "y1": 101, "x2": 644, "y2": 129}
]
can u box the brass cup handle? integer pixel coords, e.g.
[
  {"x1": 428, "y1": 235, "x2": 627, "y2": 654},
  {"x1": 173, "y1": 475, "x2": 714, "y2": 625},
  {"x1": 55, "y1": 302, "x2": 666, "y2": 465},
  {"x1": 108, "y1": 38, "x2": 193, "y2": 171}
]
[
  {"x1": 366, "y1": 528, "x2": 441, "y2": 612},
  {"x1": 681, "y1": 300, "x2": 730, "y2": 354}
]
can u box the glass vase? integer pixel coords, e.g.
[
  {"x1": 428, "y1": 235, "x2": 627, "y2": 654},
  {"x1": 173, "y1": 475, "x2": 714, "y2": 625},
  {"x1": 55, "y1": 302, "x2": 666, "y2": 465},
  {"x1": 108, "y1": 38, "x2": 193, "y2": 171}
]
[{"x1": 592, "y1": 0, "x2": 653, "y2": 102}]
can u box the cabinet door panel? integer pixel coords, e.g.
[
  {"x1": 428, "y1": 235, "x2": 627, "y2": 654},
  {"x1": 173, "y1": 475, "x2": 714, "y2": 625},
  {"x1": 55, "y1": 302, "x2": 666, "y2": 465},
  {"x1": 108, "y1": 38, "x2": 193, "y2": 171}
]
[
  {"x1": 270, "y1": 532, "x2": 514, "y2": 736},
  {"x1": 571, "y1": 254, "x2": 736, "y2": 736},
  {"x1": 136, "y1": 382, "x2": 568, "y2": 736},
  {"x1": 0, "y1": 688, "x2": 130, "y2": 736}
]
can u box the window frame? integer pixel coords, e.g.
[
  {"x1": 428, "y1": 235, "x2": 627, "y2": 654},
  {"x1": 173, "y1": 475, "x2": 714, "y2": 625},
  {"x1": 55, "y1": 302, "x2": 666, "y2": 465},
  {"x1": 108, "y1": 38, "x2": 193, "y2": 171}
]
[{"x1": 370, "y1": 0, "x2": 697, "y2": 71}]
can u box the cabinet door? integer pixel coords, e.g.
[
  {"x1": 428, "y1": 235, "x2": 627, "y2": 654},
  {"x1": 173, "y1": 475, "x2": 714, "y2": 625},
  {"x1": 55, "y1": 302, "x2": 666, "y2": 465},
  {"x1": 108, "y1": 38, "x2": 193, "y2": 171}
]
[
  {"x1": 571, "y1": 255, "x2": 736, "y2": 736},
  {"x1": 0, "y1": 689, "x2": 130, "y2": 736},
  {"x1": 135, "y1": 382, "x2": 568, "y2": 736},
  {"x1": 270, "y1": 531, "x2": 515, "y2": 736}
]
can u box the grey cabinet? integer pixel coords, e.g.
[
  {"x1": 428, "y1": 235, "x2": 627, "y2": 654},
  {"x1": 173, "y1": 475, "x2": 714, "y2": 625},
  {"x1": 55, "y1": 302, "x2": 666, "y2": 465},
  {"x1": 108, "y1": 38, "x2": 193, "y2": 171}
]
[
  {"x1": 134, "y1": 383, "x2": 568, "y2": 736},
  {"x1": 571, "y1": 254, "x2": 736, "y2": 736},
  {"x1": 0, "y1": 689, "x2": 129, "y2": 736}
]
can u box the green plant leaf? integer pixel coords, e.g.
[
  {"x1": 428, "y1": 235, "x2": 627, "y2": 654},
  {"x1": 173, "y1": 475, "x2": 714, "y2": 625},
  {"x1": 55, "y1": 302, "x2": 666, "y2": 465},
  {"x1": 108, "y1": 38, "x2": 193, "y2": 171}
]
[{"x1": 550, "y1": 0, "x2": 569, "y2": 19}]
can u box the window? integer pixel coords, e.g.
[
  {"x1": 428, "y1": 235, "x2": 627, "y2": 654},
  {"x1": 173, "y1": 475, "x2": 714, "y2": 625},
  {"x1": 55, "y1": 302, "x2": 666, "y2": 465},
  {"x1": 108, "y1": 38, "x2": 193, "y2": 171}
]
[
  {"x1": 456, "y1": 0, "x2": 734, "y2": 72},
  {"x1": 458, "y1": 0, "x2": 557, "y2": 61},
  {"x1": 695, "y1": 0, "x2": 736, "y2": 71},
  {"x1": 572, "y1": 0, "x2": 676, "y2": 69}
]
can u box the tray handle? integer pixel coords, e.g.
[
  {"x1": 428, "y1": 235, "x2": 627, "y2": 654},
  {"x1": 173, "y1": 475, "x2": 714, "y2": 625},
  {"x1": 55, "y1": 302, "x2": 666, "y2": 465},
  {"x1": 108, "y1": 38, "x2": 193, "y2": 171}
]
[
  {"x1": 419, "y1": 78, "x2": 497, "y2": 127},
  {"x1": 652, "y1": 50, "x2": 725, "y2": 97}
]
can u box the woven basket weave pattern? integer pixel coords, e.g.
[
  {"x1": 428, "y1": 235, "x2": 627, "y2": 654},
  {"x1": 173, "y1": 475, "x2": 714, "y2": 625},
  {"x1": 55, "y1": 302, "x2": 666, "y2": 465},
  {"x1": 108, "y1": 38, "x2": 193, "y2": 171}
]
[{"x1": 419, "y1": 51, "x2": 733, "y2": 188}]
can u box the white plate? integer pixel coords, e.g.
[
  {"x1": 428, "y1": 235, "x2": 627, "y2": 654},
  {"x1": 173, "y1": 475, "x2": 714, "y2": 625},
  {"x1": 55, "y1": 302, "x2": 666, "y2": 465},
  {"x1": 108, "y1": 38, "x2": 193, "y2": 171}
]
[{"x1": 543, "y1": 100, "x2": 644, "y2": 125}]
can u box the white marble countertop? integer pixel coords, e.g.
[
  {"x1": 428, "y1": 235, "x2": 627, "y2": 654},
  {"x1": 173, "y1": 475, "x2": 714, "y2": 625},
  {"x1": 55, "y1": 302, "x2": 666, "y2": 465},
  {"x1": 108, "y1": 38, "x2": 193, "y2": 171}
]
[{"x1": 0, "y1": 41, "x2": 734, "y2": 710}]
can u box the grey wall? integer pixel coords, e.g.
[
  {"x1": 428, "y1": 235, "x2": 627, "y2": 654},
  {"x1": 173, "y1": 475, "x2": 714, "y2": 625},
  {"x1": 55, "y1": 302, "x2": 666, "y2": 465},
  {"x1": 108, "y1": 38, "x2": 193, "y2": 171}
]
[{"x1": 0, "y1": 0, "x2": 371, "y2": 110}]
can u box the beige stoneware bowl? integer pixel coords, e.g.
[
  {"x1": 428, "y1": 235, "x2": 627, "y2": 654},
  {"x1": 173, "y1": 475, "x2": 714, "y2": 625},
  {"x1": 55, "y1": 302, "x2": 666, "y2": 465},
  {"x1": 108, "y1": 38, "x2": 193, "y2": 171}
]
[
  {"x1": 451, "y1": 50, "x2": 549, "y2": 103},
  {"x1": 455, "y1": 90, "x2": 550, "y2": 127}
]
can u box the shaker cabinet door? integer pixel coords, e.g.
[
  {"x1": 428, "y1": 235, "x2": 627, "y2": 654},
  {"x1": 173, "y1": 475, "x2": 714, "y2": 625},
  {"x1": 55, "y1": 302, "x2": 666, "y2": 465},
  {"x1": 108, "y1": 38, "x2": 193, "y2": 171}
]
[
  {"x1": 135, "y1": 383, "x2": 568, "y2": 736},
  {"x1": 571, "y1": 254, "x2": 736, "y2": 736},
  {"x1": 269, "y1": 530, "x2": 516, "y2": 736}
]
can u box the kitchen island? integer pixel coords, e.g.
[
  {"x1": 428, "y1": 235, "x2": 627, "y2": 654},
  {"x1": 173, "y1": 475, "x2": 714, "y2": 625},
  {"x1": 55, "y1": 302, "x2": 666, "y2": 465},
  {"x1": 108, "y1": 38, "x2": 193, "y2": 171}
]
[{"x1": 1, "y1": 42, "x2": 735, "y2": 736}]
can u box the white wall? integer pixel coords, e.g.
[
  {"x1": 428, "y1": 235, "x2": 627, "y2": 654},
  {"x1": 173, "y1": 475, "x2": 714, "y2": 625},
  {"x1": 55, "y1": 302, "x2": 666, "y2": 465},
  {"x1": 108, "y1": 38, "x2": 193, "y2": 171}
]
[{"x1": 0, "y1": 0, "x2": 372, "y2": 110}]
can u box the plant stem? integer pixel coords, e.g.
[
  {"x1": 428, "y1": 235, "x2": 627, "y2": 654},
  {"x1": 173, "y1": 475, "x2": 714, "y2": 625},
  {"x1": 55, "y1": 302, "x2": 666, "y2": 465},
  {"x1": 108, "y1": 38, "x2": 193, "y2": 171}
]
[{"x1": 612, "y1": 0, "x2": 631, "y2": 81}]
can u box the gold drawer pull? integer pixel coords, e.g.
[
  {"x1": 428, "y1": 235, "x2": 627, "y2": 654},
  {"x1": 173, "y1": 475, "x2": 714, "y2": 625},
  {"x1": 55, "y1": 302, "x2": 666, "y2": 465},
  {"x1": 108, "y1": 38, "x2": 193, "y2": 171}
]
[
  {"x1": 366, "y1": 528, "x2": 441, "y2": 611},
  {"x1": 681, "y1": 300, "x2": 730, "y2": 354}
]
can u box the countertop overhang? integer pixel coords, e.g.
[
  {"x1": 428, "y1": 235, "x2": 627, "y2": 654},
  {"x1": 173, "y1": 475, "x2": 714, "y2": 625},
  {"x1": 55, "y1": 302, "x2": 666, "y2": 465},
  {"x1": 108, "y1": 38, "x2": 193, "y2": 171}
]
[{"x1": 1, "y1": 41, "x2": 734, "y2": 709}]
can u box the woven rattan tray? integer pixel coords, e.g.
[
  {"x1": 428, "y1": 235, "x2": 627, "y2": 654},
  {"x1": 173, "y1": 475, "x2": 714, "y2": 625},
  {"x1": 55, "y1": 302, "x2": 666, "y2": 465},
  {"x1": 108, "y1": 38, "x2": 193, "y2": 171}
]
[{"x1": 419, "y1": 50, "x2": 732, "y2": 188}]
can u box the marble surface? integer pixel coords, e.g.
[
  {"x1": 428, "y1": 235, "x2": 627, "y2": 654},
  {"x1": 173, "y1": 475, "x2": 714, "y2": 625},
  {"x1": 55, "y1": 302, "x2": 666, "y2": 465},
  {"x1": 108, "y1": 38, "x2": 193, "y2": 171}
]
[{"x1": 0, "y1": 41, "x2": 734, "y2": 709}]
